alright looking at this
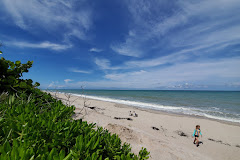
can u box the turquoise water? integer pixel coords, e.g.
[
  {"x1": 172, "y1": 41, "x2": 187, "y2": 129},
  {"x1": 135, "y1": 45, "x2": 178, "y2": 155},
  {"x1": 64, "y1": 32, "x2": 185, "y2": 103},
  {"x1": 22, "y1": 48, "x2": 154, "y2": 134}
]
[{"x1": 54, "y1": 90, "x2": 240, "y2": 123}]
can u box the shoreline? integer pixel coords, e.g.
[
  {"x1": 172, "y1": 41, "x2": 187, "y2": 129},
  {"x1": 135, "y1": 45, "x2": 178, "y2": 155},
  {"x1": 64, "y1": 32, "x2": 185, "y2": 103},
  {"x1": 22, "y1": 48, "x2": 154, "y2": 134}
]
[
  {"x1": 115, "y1": 103, "x2": 240, "y2": 127},
  {"x1": 54, "y1": 91, "x2": 240, "y2": 126},
  {"x1": 47, "y1": 91, "x2": 240, "y2": 160}
]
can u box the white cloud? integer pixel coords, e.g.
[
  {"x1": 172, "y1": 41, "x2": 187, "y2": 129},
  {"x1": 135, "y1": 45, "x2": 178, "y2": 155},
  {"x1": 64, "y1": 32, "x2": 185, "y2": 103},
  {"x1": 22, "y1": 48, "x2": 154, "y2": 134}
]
[
  {"x1": 48, "y1": 81, "x2": 64, "y2": 88},
  {"x1": 226, "y1": 82, "x2": 240, "y2": 87},
  {"x1": 110, "y1": 32, "x2": 143, "y2": 57},
  {"x1": 0, "y1": 0, "x2": 93, "y2": 40},
  {"x1": 46, "y1": 56, "x2": 240, "y2": 89},
  {"x1": 125, "y1": 51, "x2": 189, "y2": 68},
  {"x1": 48, "y1": 81, "x2": 55, "y2": 88},
  {"x1": 105, "y1": 70, "x2": 146, "y2": 80},
  {"x1": 69, "y1": 68, "x2": 91, "y2": 74},
  {"x1": 106, "y1": 44, "x2": 217, "y2": 70},
  {"x1": 111, "y1": 0, "x2": 240, "y2": 58},
  {"x1": 89, "y1": 48, "x2": 103, "y2": 52},
  {"x1": 104, "y1": 74, "x2": 125, "y2": 81},
  {"x1": 9, "y1": 41, "x2": 72, "y2": 51},
  {"x1": 111, "y1": 42, "x2": 142, "y2": 57},
  {"x1": 94, "y1": 58, "x2": 122, "y2": 70},
  {"x1": 95, "y1": 58, "x2": 110, "y2": 69},
  {"x1": 91, "y1": 57, "x2": 240, "y2": 88},
  {"x1": 64, "y1": 79, "x2": 73, "y2": 83}
]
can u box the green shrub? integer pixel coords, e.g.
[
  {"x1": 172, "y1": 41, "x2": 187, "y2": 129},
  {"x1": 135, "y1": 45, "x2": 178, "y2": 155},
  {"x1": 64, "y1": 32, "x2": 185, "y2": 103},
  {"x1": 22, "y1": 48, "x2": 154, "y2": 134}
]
[
  {"x1": 0, "y1": 92, "x2": 149, "y2": 159},
  {"x1": 0, "y1": 57, "x2": 40, "y2": 94},
  {"x1": 0, "y1": 57, "x2": 150, "y2": 159}
]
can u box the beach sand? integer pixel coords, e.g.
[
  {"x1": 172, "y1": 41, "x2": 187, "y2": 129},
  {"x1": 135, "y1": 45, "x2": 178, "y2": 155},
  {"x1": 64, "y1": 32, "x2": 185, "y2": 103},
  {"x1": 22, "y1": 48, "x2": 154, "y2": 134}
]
[{"x1": 49, "y1": 92, "x2": 240, "y2": 160}]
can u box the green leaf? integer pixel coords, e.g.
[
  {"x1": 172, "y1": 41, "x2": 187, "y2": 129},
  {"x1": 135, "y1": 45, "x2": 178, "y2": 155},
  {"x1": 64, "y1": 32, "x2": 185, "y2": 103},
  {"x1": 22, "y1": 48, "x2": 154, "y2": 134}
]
[
  {"x1": 29, "y1": 155, "x2": 35, "y2": 160},
  {"x1": 92, "y1": 137, "x2": 100, "y2": 150},
  {"x1": 59, "y1": 150, "x2": 65, "y2": 159},
  {"x1": 48, "y1": 148, "x2": 57, "y2": 160},
  {"x1": 63, "y1": 152, "x2": 72, "y2": 160},
  {"x1": 10, "y1": 63, "x2": 15, "y2": 69},
  {"x1": 19, "y1": 82, "x2": 27, "y2": 88},
  {"x1": 3, "y1": 141, "x2": 11, "y2": 153},
  {"x1": 15, "y1": 61, "x2": 21, "y2": 65}
]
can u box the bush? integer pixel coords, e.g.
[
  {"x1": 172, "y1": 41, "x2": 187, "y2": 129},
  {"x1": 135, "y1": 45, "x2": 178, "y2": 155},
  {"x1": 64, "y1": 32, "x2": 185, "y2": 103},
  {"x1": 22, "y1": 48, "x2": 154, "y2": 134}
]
[
  {"x1": 0, "y1": 92, "x2": 149, "y2": 159},
  {"x1": 0, "y1": 57, "x2": 40, "y2": 94},
  {"x1": 0, "y1": 58, "x2": 150, "y2": 159}
]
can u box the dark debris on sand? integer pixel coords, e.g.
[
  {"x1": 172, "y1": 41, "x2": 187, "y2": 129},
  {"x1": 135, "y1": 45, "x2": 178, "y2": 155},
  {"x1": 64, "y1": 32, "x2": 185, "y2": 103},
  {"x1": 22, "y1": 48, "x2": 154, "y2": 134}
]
[
  {"x1": 152, "y1": 126, "x2": 160, "y2": 130},
  {"x1": 176, "y1": 130, "x2": 188, "y2": 137},
  {"x1": 208, "y1": 138, "x2": 231, "y2": 146},
  {"x1": 236, "y1": 145, "x2": 240, "y2": 148},
  {"x1": 114, "y1": 117, "x2": 133, "y2": 121}
]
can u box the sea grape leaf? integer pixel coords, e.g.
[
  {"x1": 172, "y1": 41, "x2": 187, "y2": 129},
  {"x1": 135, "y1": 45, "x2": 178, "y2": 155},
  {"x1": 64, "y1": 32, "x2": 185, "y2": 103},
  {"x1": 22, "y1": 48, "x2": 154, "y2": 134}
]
[
  {"x1": 19, "y1": 82, "x2": 27, "y2": 88},
  {"x1": 15, "y1": 61, "x2": 21, "y2": 65},
  {"x1": 59, "y1": 150, "x2": 65, "y2": 159},
  {"x1": 63, "y1": 152, "x2": 72, "y2": 160}
]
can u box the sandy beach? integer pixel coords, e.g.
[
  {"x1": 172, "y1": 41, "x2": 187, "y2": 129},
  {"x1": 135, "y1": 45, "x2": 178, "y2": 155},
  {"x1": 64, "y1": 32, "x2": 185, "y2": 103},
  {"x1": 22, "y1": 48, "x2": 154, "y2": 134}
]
[{"x1": 49, "y1": 91, "x2": 240, "y2": 160}]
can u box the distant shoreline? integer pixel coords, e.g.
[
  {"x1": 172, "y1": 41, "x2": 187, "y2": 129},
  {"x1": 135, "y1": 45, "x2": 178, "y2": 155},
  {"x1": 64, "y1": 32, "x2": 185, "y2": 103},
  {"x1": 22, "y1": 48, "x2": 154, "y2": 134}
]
[
  {"x1": 44, "y1": 89, "x2": 240, "y2": 124},
  {"x1": 45, "y1": 89, "x2": 240, "y2": 92}
]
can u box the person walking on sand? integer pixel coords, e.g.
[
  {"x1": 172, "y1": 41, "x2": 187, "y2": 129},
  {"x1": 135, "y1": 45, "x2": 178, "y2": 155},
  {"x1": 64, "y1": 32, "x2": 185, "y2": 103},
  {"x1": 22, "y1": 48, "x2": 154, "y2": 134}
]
[{"x1": 192, "y1": 125, "x2": 202, "y2": 147}]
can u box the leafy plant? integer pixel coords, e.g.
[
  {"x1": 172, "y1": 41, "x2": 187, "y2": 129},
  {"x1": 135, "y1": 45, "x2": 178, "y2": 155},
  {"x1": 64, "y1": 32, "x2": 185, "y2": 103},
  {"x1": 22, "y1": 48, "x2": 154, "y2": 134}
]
[
  {"x1": 0, "y1": 58, "x2": 150, "y2": 159},
  {"x1": 0, "y1": 92, "x2": 149, "y2": 159},
  {"x1": 0, "y1": 57, "x2": 40, "y2": 93},
  {"x1": 0, "y1": 42, "x2": 2, "y2": 54}
]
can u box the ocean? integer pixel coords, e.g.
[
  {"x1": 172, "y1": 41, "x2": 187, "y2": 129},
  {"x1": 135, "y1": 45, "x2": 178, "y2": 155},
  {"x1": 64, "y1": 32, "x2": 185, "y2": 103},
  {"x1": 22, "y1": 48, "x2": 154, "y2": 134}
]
[{"x1": 53, "y1": 89, "x2": 240, "y2": 123}]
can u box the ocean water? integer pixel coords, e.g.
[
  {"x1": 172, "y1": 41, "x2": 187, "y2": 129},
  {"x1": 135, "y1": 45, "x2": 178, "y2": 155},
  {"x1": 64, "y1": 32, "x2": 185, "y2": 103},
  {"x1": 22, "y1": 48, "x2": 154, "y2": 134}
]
[{"x1": 54, "y1": 90, "x2": 240, "y2": 123}]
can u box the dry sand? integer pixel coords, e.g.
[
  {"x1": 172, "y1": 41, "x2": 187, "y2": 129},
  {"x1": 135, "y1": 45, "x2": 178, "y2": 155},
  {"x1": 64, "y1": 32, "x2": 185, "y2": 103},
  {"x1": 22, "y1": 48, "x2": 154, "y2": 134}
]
[{"x1": 49, "y1": 92, "x2": 240, "y2": 160}]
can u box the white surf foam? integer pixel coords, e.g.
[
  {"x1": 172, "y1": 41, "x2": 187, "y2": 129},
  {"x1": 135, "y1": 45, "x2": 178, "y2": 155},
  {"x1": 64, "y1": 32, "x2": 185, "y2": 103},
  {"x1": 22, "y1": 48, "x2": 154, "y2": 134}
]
[{"x1": 66, "y1": 92, "x2": 240, "y2": 123}]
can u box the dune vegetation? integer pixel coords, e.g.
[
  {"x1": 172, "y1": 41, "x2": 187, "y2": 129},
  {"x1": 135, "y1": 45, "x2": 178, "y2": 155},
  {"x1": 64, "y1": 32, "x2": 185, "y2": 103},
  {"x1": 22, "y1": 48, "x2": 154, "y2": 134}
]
[{"x1": 0, "y1": 54, "x2": 149, "y2": 160}]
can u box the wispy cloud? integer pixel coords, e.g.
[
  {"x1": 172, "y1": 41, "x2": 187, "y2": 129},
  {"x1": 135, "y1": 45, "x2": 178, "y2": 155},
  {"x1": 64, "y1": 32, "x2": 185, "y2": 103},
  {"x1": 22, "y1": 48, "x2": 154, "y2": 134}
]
[
  {"x1": 129, "y1": 57, "x2": 238, "y2": 81},
  {"x1": 48, "y1": 81, "x2": 55, "y2": 88},
  {"x1": 89, "y1": 48, "x2": 103, "y2": 52},
  {"x1": 8, "y1": 41, "x2": 72, "y2": 51},
  {"x1": 91, "y1": 57, "x2": 240, "y2": 89},
  {"x1": 225, "y1": 82, "x2": 240, "y2": 88},
  {"x1": 124, "y1": 50, "x2": 189, "y2": 68},
  {"x1": 105, "y1": 70, "x2": 146, "y2": 80},
  {"x1": 47, "y1": 55, "x2": 240, "y2": 89},
  {"x1": 48, "y1": 81, "x2": 64, "y2": 88},
  {"x1": 94, "y1": 58, "x2": 122, "y2": 70},
  {"x1": 94, "y1": 58, "x2": 111, "y2": 70},
  {"x1": 111, "y1": 0, "x2": 240, "y2": 58},
  {"x1": 69, "y1": 68, "x2": 91, "y2": 74},
  {"x1": 110, "y1": 33, "x2": 143, "y2": 57},
  {"x1": 64, "y1": 79, "x2": 73, "y2": 83},
  {"x1": 2, "y1": 0, "x2": 239, "y2": 90},
  {"x1": 0, "y1": 0, "x2": 93, "y2": 40}
]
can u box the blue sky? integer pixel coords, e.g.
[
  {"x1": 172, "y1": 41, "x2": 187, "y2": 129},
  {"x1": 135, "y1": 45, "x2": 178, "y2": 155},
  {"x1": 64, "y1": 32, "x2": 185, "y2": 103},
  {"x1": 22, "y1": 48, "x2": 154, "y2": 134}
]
[{"x1": 0, "y1": 0, "x2": 240, "y2": 90}]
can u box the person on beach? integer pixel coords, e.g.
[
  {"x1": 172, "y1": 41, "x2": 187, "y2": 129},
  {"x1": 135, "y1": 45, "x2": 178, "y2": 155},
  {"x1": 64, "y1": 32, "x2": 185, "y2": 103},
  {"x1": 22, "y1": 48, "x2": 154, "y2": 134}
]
[
  {"x1": 192, "y1": 125, "x2": 202, "y2": 147},
  {"x1": 129, "y1": 111, "x2": 133, "y2": 116},
  {"x1": 133, "y1": 111, "x2": 138, "y2": 117}
]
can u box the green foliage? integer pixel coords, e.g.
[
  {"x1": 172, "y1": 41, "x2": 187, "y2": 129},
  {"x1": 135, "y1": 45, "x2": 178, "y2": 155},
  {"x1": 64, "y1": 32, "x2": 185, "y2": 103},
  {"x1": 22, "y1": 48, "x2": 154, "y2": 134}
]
[
  {"x1": 0, "y1": 57, "x2": 40, "y2": 93},
  {"x1": 0, "y1": 92, "x2": 149, "y2": 159},
  {"x1": 0, "y1": 43, "x2": 2, "y2": 54},
  {"x1": 0, "y1": 58, "x2": 150, "y2": 159}
]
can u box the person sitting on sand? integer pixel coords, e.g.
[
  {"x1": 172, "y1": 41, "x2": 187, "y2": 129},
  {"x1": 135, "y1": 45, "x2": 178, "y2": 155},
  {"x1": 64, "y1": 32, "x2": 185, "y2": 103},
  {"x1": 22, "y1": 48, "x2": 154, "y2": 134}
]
[
  {"x1": 133, "y1": 111, "x2": 138, "y2": 117},
  {"x1": 129, "y1": 111, "x2": 133, "y2": 116},
  {"x1": 192, "y1": 125, "x2": 202, "y2": 147}
]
